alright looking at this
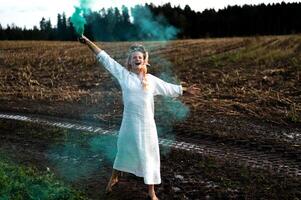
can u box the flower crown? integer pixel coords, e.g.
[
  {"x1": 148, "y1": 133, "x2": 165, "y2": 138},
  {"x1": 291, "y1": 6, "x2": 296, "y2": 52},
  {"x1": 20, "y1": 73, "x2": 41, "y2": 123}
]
[{"x1": 128, "y1": 44, "x2": 147, "y2": 53}]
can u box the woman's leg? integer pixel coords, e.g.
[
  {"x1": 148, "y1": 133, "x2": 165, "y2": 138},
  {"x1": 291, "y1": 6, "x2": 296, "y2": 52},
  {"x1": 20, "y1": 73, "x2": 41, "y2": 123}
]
[
  {"x1": 105, "y1": 169, "x2": 119, "y2": 193},
  {"x1": 148, "y1": 185, "x2": 159, "y2": 200}
]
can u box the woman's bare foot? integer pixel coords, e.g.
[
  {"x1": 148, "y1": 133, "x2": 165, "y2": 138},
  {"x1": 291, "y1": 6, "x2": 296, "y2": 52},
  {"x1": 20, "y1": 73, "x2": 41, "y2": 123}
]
[
  {"x1": 105, "y1": 176, "x2": 119, "y2": 194},
  {"x1": 105, "y1": 170, "x2": 120, "y2": 194},
  {"x1": 147, "y1": 193, "x2": 159, "y2": 200},
  {"x1": 148, "y1": 184, "x2": 159, "y2": 200}
]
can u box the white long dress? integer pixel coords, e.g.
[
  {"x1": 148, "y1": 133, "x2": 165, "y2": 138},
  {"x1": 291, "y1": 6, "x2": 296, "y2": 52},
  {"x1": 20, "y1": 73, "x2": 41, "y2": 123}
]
[{"x1": 96, "y1": 50, "x2": 182, "y2": 184}]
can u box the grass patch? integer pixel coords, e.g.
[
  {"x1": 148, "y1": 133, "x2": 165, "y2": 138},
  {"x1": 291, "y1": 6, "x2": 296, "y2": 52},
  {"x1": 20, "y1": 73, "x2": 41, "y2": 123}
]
[{"x1": 0, "y1": 157, "x2": 87, "y2": 200}]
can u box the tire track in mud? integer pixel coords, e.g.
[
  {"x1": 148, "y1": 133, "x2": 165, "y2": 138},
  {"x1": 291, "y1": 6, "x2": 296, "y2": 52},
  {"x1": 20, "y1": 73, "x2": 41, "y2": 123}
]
[{"x1": 0, "y1": 112, "x2": 300, "y2": 178}]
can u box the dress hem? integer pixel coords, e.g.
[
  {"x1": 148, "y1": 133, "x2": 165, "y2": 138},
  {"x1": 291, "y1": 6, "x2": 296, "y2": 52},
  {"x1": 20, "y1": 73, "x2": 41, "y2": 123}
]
[{"x1": 113, "y1": 166, "x2": 161, "y2": 185}]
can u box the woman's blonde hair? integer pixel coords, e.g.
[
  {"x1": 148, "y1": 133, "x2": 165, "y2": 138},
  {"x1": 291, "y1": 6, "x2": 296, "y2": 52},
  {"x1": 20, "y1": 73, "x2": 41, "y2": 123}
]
[{"x1": 126, "y1": 43, "x2": 150, "y2": 90}]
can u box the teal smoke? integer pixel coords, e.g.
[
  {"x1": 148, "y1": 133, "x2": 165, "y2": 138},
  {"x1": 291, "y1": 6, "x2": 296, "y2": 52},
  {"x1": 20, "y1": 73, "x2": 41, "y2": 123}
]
[
  {"x1": 48, "y1": 142, "x2": 98, "y2": 181},
  {"x1": 131, "y1": 5, "x2": 179, "y2": 40},
  {"x1": 47, "y1": 130, "x2": 117, "y2": 182},
  {"x1": 70, "y1": 0, "x2": 94, "y2": 36},
  {"x1": 48, "y1": 3, "x2": 186, "y2": 182},
  {"x1": 71, "y1": 7, "x2": 87, "y2": 36},
  {"x1": 151, "y1": 53, "x2": 189, "y2": 156},
  {"x1": 89, "y1": 134, "x2": 117, "y2": 163}
]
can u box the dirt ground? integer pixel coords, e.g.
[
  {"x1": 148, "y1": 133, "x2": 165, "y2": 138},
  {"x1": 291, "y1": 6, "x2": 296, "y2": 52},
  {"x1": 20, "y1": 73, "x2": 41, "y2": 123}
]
[
  {"x1": 0, "y1": 119, "x2": 300, "y2": 200},
  {"x1": 0, "y1": 36, "x2": 301, "y2": 199}
]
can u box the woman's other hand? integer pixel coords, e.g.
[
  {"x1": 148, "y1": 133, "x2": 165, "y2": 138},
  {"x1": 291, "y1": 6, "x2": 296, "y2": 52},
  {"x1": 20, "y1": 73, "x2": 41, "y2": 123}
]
[{"x1": 182, "y1": 83, "x2": 201, "y2": 96}]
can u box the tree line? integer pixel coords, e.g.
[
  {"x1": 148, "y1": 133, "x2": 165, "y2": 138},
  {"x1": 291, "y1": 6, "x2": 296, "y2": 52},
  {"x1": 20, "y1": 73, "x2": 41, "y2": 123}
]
[{"x1": 1, "y1": 2, "x2": 301, "y2": 41}]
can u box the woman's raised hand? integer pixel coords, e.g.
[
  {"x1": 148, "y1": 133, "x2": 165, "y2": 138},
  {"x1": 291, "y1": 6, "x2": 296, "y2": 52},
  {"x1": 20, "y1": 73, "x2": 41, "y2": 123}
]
[
  {"x1": 78, "y1": 35, "x2": 89, "y2": 44},
  {"x1": 78, "y1": 35, "x2": 102, "y2": 55}
]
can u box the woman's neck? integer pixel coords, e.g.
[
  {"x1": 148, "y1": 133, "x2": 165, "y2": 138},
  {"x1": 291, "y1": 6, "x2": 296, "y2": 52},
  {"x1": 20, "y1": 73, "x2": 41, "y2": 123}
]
[{"x1": 131, "y1": 68, "x2": 140, "y2": 75}]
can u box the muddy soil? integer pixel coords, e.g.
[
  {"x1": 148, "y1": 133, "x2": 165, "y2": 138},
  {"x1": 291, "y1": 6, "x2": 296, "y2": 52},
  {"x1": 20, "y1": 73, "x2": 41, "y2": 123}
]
[
  {"x1": 0, "y1": 118, "x2": 300, "y2": 200},
  {"x1": 0, "y1": 37, "x2": 300, "y2": 199}
]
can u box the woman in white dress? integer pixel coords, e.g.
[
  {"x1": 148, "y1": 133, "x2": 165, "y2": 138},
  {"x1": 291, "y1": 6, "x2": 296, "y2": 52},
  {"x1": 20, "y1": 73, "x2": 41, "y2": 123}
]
[{"x1": 79, "y1": 36, "x2": 197, "y2": 200}]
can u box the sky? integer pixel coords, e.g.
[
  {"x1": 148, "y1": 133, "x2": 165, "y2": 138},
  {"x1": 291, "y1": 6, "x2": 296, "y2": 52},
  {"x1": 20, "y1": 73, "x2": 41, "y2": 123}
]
[{"x1": 0, "y1": 0, "x2": 300, "y2": 29}]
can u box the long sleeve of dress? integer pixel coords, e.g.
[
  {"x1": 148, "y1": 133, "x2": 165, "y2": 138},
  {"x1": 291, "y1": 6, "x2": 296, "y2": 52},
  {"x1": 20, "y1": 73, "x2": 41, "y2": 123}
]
[
  {"x1": 96, "y1": 50, "x2": 129, "y2": 84},
  {"x1": 150, "y1": 74, "x2": 183, "y2": 97}
]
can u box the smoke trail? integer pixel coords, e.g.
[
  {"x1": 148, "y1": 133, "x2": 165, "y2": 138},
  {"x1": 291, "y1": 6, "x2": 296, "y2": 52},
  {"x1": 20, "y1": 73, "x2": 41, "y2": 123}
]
[
  {"x1": 47, "y1": 130, "x2": 116, "y2": 182},
  {"x1": 130, "y1": 5, "x2": 188, "y2": 125},
  {"x1": 47, "y1": 139, "x2": 99, "y2": 181},
  {"x1": 70, "y1": 0, "x2": 95, "y2": 36},
  {"x1": 131, "y1": 5, "x2": 179, "y2": 41},
  {"x1": 49, "y1": 3, "x2": 187, "y2": 182},
  {"x1": 71, "y1": 7, "x2": 86, "y2": 36},
  {"x1": 129, "y1": 5, "x2": 187, "y2": 155},
  {"x1": 130, "y1": 5, "x2": 188, "y2": 126},
  {"x1": 89, "y1": 134, "x2": 117, "y2": 163},
  {"x1": 154, "y1": 58, "x2": 190, "y2": 155}
]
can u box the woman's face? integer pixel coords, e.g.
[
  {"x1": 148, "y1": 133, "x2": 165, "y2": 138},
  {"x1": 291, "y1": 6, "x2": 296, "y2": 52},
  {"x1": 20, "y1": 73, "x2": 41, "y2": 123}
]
[{"x1": 130, "y1": 51, "x2": 145, "y2": 71}]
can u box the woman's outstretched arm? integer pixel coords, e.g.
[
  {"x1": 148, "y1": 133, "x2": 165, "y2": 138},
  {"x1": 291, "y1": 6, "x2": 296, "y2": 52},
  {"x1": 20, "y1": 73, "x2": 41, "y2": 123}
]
[
  {"x1": 79, "y1": 35, "x2": 129, "y2": 84},
  {"x1": 151, "y1": 75, "x2": 201, "y2": 97},
  {"x1": 79, "y1": 35, "x2": 102, "y2": 55}
]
